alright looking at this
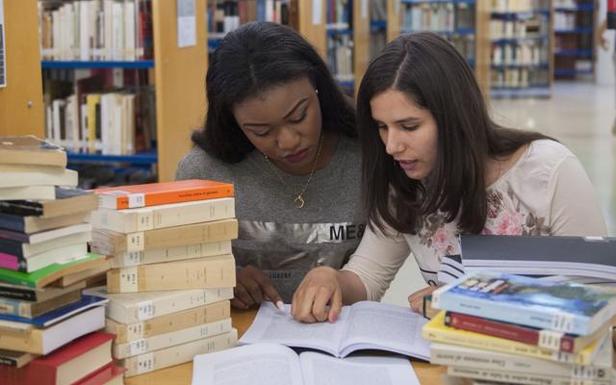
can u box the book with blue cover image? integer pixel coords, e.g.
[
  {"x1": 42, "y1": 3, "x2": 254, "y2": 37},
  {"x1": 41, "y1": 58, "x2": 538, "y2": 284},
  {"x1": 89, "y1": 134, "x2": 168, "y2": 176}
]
[{"x1": 431, "y1": 272, "x2": 616, "y2": 335}]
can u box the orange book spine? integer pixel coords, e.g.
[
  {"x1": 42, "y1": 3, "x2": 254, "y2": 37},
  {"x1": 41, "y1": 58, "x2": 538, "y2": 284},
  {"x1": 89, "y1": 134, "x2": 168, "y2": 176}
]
[{"x1": 113, "y1": 186, "x2": 234, "y2": 209}]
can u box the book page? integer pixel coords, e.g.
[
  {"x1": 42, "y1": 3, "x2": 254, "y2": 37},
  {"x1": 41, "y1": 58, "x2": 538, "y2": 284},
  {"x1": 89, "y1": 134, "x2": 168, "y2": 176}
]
[
  {"x1": 192, "y1": 343, "x2": 303, "y2": 385},
  {"x1": 339, "y1": 301, "x2": 430, "y2": 360},
  {"x1": 239, "y1": 303, "x2": 350, "y2": 356},
  {"x1": 299, "y1": 352, "x2": 420, "y2": 385}
]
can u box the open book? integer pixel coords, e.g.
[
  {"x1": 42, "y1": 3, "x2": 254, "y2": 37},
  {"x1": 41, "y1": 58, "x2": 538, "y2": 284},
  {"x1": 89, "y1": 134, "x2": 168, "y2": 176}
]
[
  {"x1": 192, "y1": 343, "x2": 420, "y2": 385},
  {"x1": 239, "y1": 301, "x2": 430, "y2": 360}
]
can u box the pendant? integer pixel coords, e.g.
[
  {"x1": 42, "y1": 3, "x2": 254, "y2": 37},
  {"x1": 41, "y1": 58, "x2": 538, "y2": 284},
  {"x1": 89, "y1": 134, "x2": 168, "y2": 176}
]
[{"x1": 294, "y1": 194, "x2": 305, "y2": 209}]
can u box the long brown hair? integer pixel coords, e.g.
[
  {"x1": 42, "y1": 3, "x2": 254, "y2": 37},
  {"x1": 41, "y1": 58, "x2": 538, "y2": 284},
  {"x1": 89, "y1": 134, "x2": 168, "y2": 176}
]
[{"x1": 357, "y1": 32, "x2": 552, "y2": 234}]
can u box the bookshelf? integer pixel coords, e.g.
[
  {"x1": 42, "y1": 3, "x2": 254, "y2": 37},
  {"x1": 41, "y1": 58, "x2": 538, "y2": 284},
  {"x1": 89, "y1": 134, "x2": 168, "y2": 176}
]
[
  {"x1": 489, "y1": 0, "x2": 554, "y2": 98},
  {"x1": 0, "y1": 0, "x2": 45, "y2": 137},
  {"x1": 553, "y1": 0, "x2": 596, "y2": 79},
  {"x1": 384, "y1": 0, "x2": 491, "y2": 96},
  {"x1": 37, "y1": 0, "x2": 208, "y2": 184}
]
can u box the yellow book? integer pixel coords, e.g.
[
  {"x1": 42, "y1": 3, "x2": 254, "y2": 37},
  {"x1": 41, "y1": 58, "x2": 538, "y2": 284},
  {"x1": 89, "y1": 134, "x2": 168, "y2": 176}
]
[
  {"x1": 422, "y1": 311, "x2": 609, "y2": 366},
  {"x1": 86, "y1": 94, "x2": 101, "y2": 153}
]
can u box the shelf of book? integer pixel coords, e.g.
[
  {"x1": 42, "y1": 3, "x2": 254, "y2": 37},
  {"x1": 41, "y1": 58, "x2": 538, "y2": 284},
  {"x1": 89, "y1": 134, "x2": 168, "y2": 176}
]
[
  {"x1": 553, "y1": 0, "x2": 596, "y2": 80},
  {"x1": 37, "y1": 0, "x2": 208, "y2": 185},
  {"x1": 41, "y1": 60, "x2": 155, "y2": 70}
]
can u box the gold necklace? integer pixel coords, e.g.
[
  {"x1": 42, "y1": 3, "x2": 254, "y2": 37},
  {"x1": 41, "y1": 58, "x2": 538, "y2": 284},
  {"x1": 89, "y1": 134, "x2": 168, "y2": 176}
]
[{"x1": 263, "y1": 135, "x2": 324, "y2": 209}]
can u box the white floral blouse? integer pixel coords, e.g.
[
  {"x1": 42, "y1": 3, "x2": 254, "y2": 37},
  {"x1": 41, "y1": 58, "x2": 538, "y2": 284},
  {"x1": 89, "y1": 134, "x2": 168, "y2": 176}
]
[{"x1": 342, "y1": 140, "x2": 607, "y2": 301}]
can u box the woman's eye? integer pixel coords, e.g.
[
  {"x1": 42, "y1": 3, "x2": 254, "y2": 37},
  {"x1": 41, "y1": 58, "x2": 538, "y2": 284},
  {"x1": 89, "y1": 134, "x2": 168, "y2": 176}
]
[
  {"x1": 289, "y1": 111, "x2": 307, "y2": 123},
  {"x1": 253, "y1": 131, "x2": 270, "y2": 137},
  {"x1": 402, "y1": 125, "x2": 418, "y2": 131}
]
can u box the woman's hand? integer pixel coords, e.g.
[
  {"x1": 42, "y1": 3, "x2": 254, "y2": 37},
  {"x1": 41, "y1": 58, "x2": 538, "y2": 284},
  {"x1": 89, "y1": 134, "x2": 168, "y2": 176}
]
[
  {"x1": 232, "y1": 265, "x2": 282, "y2": 310},
  {"x1": 291, "y1": 266, "x2": 342, "y2": 323},
  {"x1": 408, "y1": 286, "x2": 439, "y2": 315}
]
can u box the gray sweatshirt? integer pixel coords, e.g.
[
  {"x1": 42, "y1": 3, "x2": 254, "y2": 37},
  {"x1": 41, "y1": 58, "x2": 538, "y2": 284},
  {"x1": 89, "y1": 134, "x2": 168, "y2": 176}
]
[{"x1": 176, "y1": 135, "x2": 366, "y2": 301}]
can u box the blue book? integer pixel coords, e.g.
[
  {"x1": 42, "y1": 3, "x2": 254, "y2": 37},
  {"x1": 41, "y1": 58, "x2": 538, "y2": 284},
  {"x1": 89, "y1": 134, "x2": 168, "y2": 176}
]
[
  {"x1": 432, "y1": 272, "x2": 616, "y2": 336},
  {"x1": 0, "y1": 295, "x2": 108, "y2": 328}
]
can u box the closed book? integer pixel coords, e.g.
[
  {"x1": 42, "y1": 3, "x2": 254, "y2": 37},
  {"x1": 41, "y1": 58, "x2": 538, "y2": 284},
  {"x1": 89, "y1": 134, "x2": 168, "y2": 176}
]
[
  {"x1": 91, "y1": 197, "x2": 235, "y2": 233},
  {"x1": 73, "y1": 363, "x2": 125, "y2": 385},
  {"x1": 0, "y1": 231, "x2": 90, "y2": 259},
  {"x1": 109, "y1": 239, "x2": 232, "y2": 268},
  {"x1": 432, "y1": 272, "x2": 616, "y2": 335},
  {"x1": 0, "y1": 223, "x2": 91, "y2": 244},
  {"x1": 0, "y1": 243, "x2": 89, "y2": 273},
  {"x1": 0, "y1": 281, "x2": 86, "y2": 302},
  {"x1": 0, "y1": 165, "x2": 77, "y2": 189},
  {"x1": 445, "y1": 311, "x2": 612, "y2": 353},
  {"x1": 95, "y1": 179, "x2": 234, "y2": 210},
  {"x1": 0, "y1": 186, "x2": 56, "y2": 201},
  {"x1": 430, "y1": 342, "x2": 615, "y2": 381},
  {"x1": 0, "y1": 350, "x2": 34, "y2": 368},
  {"x1": 106, "y1": 254, "x2": 236, "y2": 293},
  {"x1": 0, "y1": 212, "x2": 90, "y2": 234},
  {"x1": 0, "y1": 332, "x2": 113, "y2": 385},
  {"x1": 447, "y1": 365, "x2": 612, "y2": 385},
  {"x1": 91, "y1": 218, "x2": 238, "y2": 254},
  {"x1": 84, "y1": 286, "x2": 233, "y2": 324},
  {"x1": 56, "y1": 261, "x2": 110, "y2": 288},
  {"x1": 122, "y1": 329, "x2": 238, "y2": 377},
  {"x1": 0, "y1": 305, "x2": 106, "y2": 354},
  {"x1": 0, "y1": 136, "x2": 67, "y2": 168},
  {"x1": 113, "y1": 317, "x2": 233, "y2": 359},
  {"x1": 422, "y1": 311, "x2": 610, "y2": 366},
  {"x1": 0, "y1": 253, "x2": 107, "y2": 288},
  {"x1": 0, "y1": 288, "x2": 81, "y2": 318},
  {"x1": 106, "y1": 300, "x2": 230, "y2": 344},
  {"x1": 0, "y1": 188, "x2": 98, "y2": 218}
]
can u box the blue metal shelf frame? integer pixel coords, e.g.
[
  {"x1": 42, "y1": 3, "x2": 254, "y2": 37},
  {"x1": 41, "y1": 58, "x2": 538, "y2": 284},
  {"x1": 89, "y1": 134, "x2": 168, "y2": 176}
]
[
  {"x1": 370, "y1": 20, "x2": 387, "y2": 32},
  {"x1": 41, "y1": 60, "x2": 154, "y2": 69},
  {"x1": 401, "y1": 0, "x2": 475, "y2": 3},
  {"x1": 67, "y1": 151, "x2": 158, "y2": 165},
  {"x1": 491, "y1": 63, "x2": 550, "y2": 69},
  {"x1": 555, "y1": 49, "x2": 593, "y2": 57},
  {"x1": 554, "y1": 68, "x2": 594, "y2": 76},
  {"x1": 555, "y1": 27, "x2": 593, "y2": 34}
]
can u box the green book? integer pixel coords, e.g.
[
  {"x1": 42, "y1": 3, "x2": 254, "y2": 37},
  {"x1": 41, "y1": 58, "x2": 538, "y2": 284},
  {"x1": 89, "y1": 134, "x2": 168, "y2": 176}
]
[{"x1": 0, "y1": 253, "x2": 106, "y2": 288}]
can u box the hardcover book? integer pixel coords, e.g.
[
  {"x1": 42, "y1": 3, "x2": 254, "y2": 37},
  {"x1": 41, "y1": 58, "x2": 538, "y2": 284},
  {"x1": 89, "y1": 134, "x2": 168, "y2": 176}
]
[
  {"x1": 0, "y1": 187, "x2": 98, "y2": 218},
  {"x1": 0, "y1": 332, "x2": 114, "y2": 385},
  {"x1": 94, "y1": 179, "x2": 234, "y2": 210},
  {"x1": 0, "y1": 136, "x2": 67, "y2": 168},
  {"x1": 432, "y1": 272, "x2": 616, "y2": 335}
]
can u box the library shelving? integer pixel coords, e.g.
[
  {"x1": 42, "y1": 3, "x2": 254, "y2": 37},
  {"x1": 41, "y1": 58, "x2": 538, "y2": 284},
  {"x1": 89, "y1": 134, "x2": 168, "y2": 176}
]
[
  {"x1": 36, "y1": 0, "x2": 208, "y2": 185},
  {"x1": 384, "y1": 0, "x2": 491, "y2": 96},
  {"x1": 489, "y1": 0, "x2": 553, "y2": 99},
  {"x1": 553, "y1": 0, "x2": 596, "y2": 80}
]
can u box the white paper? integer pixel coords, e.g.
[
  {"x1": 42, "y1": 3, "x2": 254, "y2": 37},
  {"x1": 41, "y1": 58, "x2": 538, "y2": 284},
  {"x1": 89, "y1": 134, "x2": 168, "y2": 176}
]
[
  {"x1": 177, "y1": 0, "x2": 196, "y2": 48},
  {"x1": 312, "y1": 0, "x2": 322, "y2": 25},
  {"x1": 0, "y1": 0, "x2": 6, "y2": 88},
  {"x1": 240, "y1": 302, "x2": 431, "y2": 360}
]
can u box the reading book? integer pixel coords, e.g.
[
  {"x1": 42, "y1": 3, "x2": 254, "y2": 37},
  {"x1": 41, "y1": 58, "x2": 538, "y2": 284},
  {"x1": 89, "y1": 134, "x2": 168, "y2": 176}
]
[
  {"x1": 432, "y1": 272, "x2": 616, "y2": 335},
  {"x1": 192, "y1": 343, "x2": 421, "y2": 385},
  {"x1": 240, "y1": 301, "x2": 430, "y2": 360}
]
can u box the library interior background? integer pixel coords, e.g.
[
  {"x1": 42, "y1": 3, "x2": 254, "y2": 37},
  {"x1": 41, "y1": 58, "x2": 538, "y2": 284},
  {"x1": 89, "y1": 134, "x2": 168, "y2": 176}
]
[{"x1": 0, "y1": 0, "x2": 615, "y2": 305}]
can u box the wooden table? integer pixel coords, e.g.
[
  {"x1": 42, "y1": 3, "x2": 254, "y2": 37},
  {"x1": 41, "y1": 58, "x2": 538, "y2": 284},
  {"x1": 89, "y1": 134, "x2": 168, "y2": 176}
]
[{"x1": 125, "y1": 308, "x2": 446, "y2": 385}]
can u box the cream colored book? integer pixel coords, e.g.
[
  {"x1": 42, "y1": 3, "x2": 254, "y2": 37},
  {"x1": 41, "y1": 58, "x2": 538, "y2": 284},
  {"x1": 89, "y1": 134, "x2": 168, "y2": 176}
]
[
  {"x1": 84, "y1": 286, "x2": 234, "y2": 324},
  {"x1": 113, "y1": 317, "x2": 233, "y2": 359},
  {"x1": 0, "y1": 164, "x2": 78, "y2": 188},
  {"x1": 106, "y1": 254, "x2": 236, "y2": 293},
  {"x1": 91, "y1": 218, "x2": 238, "y2": 255},
  {"x1": 106, "y1": 300, "x2": 230, "y2": 344},
  {"x1": 122, "y1": 329, "x2": 238, "y2": 377},
  {"x1": 91, "y1": 197, "x2": 235, "y2": 233},
  {"x1": 447, "y1": 365, "x2": 613, "y2": 385},
  {"x1": 109, "y1": 240, "x2": 232, "y2": 268}
]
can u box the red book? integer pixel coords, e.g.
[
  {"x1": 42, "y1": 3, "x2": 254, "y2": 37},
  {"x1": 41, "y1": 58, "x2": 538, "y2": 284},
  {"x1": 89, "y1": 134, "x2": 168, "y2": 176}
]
[
  {"x1": 94, "y1": 179, "x2": 234, "y2": 210},
  {"x1": 0, "y1": 332, "x2": 114, "y2": 385},
  {"x1": 74, "y1": 363, "x2": 125, "y2": 385},
  {"x1": 444, "y1": 311, "x2": 605, "y2": 353}
]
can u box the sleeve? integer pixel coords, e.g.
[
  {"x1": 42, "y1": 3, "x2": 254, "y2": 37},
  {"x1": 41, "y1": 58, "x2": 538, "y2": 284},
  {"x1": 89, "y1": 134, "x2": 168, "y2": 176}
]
[
  {"x1": 548, "y1": 155, "x2": 608, "y2": 236},
  {"x1": 341, "y1": 222, "x2": 411, "y2": 301},
  {"x1": 175, "y1": 153, "x2": 198, "y2": 180}
]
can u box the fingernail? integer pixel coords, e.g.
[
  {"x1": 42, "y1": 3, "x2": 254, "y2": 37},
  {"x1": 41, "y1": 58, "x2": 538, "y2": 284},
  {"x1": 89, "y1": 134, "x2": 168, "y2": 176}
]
[{"x1": 275, "y1": 300, "x2": 285, "y2": 312}]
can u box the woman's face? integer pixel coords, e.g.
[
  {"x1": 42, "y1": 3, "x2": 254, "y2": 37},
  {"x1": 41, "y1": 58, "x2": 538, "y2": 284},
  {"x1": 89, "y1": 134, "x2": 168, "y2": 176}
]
[
  {"x1": 232, "y1": 76, "x2": 322, "y2": 175},
  {"x1": 370, "y1": 88, "x2": 439, "y2": 181}
]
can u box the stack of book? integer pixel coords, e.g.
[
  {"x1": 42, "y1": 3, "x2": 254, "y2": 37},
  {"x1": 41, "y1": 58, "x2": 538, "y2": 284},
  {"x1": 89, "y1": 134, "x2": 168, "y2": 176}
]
[
  {"x1": 423, "y1": 272, "x2": 616, "y2": 385},
  {"x1": 88, "y1": 180, "x2": 239, "y2": 377},
  {"x1": 0, "y1": 136, "x2": 118, "y2": 384}
]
